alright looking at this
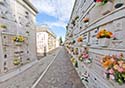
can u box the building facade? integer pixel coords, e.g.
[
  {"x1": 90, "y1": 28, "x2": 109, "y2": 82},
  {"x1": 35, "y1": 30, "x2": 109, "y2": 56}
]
[
  {"x1": 37, "y1": 25, "x2": 57, "y2": 55},
  {"x1": 65, "y1": 0, "x2": 125, "y2": 88},
  {"x1": 0, "y1": 0, "x2": 38, "y2": 74}
]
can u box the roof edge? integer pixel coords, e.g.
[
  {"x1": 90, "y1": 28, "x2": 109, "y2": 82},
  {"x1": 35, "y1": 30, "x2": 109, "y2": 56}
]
[{"x1": 23, "y1": 0, "x2": 38, "y2": 13}]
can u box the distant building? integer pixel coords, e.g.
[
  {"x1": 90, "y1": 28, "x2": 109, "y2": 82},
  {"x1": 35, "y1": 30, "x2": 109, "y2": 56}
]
[
  {"x1": 36, "y1": 25, "x2": 58, "y2": 55},
  {"x1": 56, "y1": 38, "x2": 60, "y2": 47}
]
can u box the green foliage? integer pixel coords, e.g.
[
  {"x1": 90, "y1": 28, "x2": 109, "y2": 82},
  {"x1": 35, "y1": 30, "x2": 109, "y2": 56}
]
[{"x1": 59, "y1": 37, "x2": 63, "y2": 45}]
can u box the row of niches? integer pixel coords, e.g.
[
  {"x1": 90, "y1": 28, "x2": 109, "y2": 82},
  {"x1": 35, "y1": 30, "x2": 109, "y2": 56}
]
[
  {"x1": 3, "y1": 54, "x2": 30, "y2": 73},
  {"x1": 81, "y1": 0, "x2": 125, "y2": 29},
  {"x1": 69, "y1": 0, "x2": 125, "y2": 30},
  {"x1": 67, "y1": 44, "x2": 125, "y2": 86},
  {"x1": 2, "y1": 44, "x2": 30, "y2": 73},
  {"x1": 2, "y1": 34, "x2": 28, "y2": 46},
  {"x1": 3, "y1": 46, "x2": 30, "y2": 60},
  {"x1": 0, "y1": 0, "x2": 16, "y2": 22},
  {"x1": 0, "y1": 4, "x2": 33, "y2": 27},
  {"x1": 0, "y1": 11, "x2": 33, "y2": 28},
  {"x1": 89, "y1": 18, "x2": 125, "y2": 49},
  {"x1": 67, "y1": 18, "x2": 125, "y2": 50},
  {"x1": 0, "y1": 23, "x2": 31, "y2": 36}
]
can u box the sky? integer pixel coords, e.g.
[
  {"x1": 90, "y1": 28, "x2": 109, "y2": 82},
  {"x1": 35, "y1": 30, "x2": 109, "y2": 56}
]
[{"x1": 31, "y1": 0, "x2": 75, "y2": 41}]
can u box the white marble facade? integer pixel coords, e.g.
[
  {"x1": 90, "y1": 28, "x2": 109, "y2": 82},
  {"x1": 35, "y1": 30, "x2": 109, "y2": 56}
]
[
  {"x1": 66, "y1": 0, "x2": 125, "y2": 88},
  {"x1": 0, "y1": 0, "x2": 38, "y2": 74}
]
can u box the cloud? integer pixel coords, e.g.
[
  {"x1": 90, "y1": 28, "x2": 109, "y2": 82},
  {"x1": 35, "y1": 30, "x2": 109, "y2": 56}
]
[
  {"x1": 31, "y1": 0, "x2": 75, "y2": 27},
  {"x1": 43, "y1": 21, "x2": 67, "y2": 29}
]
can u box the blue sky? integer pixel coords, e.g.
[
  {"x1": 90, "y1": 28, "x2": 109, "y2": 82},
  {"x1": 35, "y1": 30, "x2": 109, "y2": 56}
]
[
  {"x1": 31, "y1": 0, "x2": 75, "y2": 41},
  {"x1": 36, "y1": 13, "x2": 67, "y2": 41}
]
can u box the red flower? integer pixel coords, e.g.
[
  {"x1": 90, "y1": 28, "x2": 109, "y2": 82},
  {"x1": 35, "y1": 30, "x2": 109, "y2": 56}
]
[{"x1": 96, "y1": 0, "x2": 102, "y2": 2}]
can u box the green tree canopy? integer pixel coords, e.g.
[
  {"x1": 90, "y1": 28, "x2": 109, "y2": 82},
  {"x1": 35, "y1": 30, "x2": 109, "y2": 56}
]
[{"x1": 59, "y1": 37, "x2": 63, "y2": 45}]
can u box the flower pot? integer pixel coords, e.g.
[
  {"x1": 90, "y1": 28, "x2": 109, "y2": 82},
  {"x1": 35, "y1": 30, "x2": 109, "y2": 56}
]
[{"x1": 99, "y1": 38, "x2": 110, "y2": 47}]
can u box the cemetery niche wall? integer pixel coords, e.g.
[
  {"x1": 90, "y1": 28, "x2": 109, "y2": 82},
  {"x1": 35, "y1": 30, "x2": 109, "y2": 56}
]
[
  {"x1": 0, "y1": 0, "x2": 38, "y2": 74},
  {"x1": 65, "y1": 0, "x2": 125, "y2": 88}
]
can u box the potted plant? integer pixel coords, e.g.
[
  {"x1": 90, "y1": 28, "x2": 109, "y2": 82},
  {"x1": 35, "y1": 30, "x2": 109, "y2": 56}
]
[{"x1": 96, "y1": 29, "x2": 113, "y2": 47}]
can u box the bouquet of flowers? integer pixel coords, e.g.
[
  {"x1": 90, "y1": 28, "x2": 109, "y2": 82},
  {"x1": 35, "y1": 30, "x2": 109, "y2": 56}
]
[
  {"x1": 0, "y1": 24, "x2": 7, "y2": 29},
  {"x1": 70, "y1": 57, "x2": 78, "y2": 68},
  {"x1": 94, "y1": 0, "x2": 113, "y2": 6},
  {"x1": 13, "y1": 58, "x2": 21, "y2": 65},
  {"x1": 13, "y1": 35, "x2": 25, "y2": 42},
  {"x1": 77, "y1": 36, "x2": 83, "y2": 42},
  {"x1": 96, "y1": 29, "x2": 113, "y2": 39},
  {"x1": 101, "y1": 53, "x2": 125, "y2": 84},
  {"x1": 78, "y1": 47, "x2": 92, "y2": 64}
]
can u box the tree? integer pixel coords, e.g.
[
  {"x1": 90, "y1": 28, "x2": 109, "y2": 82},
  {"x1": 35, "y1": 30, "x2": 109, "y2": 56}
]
[{"x1": 59, "y1": 37, "x2": 63, "y2": 45}]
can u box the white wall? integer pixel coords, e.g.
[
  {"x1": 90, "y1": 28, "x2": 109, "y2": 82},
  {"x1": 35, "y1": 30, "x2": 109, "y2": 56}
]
[{"x1": 37, "y1": 32, "x2": 48, "y2": 54}]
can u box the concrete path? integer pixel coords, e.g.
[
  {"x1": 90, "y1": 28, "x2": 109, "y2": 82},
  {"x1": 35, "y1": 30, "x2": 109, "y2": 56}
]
[
  {"x1": 0, "y1": 48, "x2": 60, "y2": 88},
  {"x1": 34, "y1": 47, "x2": 85, "y2": 88}
]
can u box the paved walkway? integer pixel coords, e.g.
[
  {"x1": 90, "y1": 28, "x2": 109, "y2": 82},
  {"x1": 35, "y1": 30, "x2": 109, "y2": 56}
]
[
  {"x1": 34, "y1": 47, "x2": 85, "y2": 88},
  {"x1": 0, "y1": 48, "x2": 60, "y2": 88}
]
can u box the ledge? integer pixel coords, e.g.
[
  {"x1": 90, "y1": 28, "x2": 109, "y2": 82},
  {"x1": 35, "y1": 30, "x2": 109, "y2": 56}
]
[
  {"x1": 76, "y1": 6, "x2": 125, "y2": 36},
  {"x1": 0, "y1": 60, "x2": 38, "y2": 82}
]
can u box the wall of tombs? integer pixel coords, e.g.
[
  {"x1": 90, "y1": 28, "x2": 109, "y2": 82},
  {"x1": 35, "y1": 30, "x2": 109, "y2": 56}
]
[
  {"x1": 65, "y1": 0, "x2": 125, "y2": 88},
  {"x1": 0, "y1": 0, "x2": 37, "y2": 74}
]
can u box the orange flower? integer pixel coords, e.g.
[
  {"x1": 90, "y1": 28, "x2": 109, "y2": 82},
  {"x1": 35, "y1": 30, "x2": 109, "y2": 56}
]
[
  {"x1": 102, "y1": 59, "x2": 113, "y2": 69},
  {"x1": 83, "y1": 18, "x2": 89, "y2": 23},
  {"x1": 77, "y1": 36, "x2": 83, "y2": 42},
  {"x1": 96, "y1": 29, "x2": 113, "y2": 39}
]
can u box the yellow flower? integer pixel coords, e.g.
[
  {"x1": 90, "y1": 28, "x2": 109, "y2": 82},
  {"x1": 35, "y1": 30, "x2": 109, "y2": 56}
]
[{"x1": 114, "y1": 65, "x2": 119, "y2": 70}]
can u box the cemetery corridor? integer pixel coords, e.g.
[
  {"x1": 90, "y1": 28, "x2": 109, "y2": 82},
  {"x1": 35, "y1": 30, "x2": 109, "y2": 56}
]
[{"x1": 34, "y1": 47, "x2": 85, "y2": 88}]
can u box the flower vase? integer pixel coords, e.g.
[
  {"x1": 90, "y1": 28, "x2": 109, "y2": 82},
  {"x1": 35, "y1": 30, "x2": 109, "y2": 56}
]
[
  {"x1": 99, "y1": 38, "x2": 110, "y2": 47},
  {"x1": 15, "y1": 42, "x2": 23, "y2": 46}
]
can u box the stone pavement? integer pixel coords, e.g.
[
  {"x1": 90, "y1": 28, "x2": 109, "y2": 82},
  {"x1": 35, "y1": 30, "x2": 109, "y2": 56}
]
[
  {"x1": 35, "y1": 47, "x2": 85, "y2": 88},
  {"x1": 0, "y1": 48, "x2": 60, "y2": 88}
]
